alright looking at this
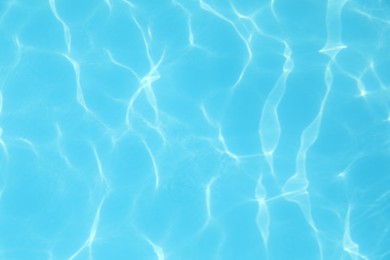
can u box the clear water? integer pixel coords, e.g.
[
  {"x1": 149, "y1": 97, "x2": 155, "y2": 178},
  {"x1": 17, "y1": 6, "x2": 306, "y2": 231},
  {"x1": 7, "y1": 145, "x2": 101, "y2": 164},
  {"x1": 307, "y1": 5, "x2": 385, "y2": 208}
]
[{"x1": 0, "y1": 0, "x2": 390, "y2": 259}]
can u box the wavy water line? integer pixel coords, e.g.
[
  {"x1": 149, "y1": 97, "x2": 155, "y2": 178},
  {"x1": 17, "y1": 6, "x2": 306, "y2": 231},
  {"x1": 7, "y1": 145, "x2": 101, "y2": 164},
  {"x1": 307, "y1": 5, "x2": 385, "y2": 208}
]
[
  {"x1": 334, "y1": 60, "x2": 370, "y2": 97},
  {"x1": 103, "y1": 0, "x2": 112, "y2": 12},
  {"x1": 105, "y1": 49, "x2": 140, "y2": 80},
  {"x1": 199, "y1": 104, "x2": 240, "y2": 162},
  {"x1": 144, "y1": 236, "x2": 165, "y2": 260},
  {"x1": 120, "y1": 0, "x2": 136, "y2": 9},
  {"x1": 69, "y1": 196, "x2": 107, "y2": 260},
  {"x1": 319, "y1": 0, "x2": 348, "y2": 57},
  {"x1": 142, "y1": 139, "x2": 160, "y2": 191},
  {"x1": 254, "y1": 174, "x2": 270, "y2": 249},
  {"x1": 16, "y1": 137, "x2": 39, "y2": 157},
  {"x1": 49, "y1": 0, "x2": 71, "y2": 54},
  {"x1": 198, "y1": 0, "x2": 253, "y2": 92},
  {"x1": 172, "y1": 0, "x2": 208, "y2": 52},
  {"x1": 0, "y1": 128, "x2": 7, "y2": 159},
  {"x1": 259, "y1": 41, "x2": 293, "y2": 177},
  {"x1": 200, "y1": 176, "x2": 219, "y2": 232},
  {"x1": 62, "y1": 54, "x2": 89, "y2": 112},
  {"x1": 281, "y1": 1, "x2": 349, "y2": 258},
  {"x1": 343, "y1": 205, "x2": 368, "y2": 260},
  {"x1": 91, "y1": 144, "x2": 110, "y2": 190},
  {"x1": 120, "y1": 17, "x2": 166, "y2": 140},
  {"x1": 124, "y1": 51, "x2": 165, "y2": 128},
  {"x1": 54, "y1": 123, "x2": 73, "y2": 169}
]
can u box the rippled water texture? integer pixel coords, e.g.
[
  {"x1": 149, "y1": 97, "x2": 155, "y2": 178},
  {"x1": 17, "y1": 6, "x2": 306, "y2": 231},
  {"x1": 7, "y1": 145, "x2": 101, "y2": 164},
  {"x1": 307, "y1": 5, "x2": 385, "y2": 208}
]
[{"x1": 1, "y1": 0, "x2": 390, "y2": 259}]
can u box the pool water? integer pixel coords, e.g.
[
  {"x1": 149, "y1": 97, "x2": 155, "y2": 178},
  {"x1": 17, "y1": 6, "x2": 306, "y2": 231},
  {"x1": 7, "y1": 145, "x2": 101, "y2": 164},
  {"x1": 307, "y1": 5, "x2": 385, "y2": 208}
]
[{"x1": 0, "y1": 0, "x2": 390, "y2": 259}]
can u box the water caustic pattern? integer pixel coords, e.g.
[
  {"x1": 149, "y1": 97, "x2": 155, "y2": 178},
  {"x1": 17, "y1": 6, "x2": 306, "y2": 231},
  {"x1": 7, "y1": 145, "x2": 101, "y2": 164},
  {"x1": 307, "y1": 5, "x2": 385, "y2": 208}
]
[{"x1": 0, "y1": 0, "x2": 390, "y2": 259}]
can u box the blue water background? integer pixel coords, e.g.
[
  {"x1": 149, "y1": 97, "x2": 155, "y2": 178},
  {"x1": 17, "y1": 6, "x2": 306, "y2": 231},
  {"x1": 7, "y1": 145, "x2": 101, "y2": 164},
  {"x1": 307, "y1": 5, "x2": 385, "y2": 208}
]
[{"x1": 1, "y1": 0, "x2": 390, "y2": 259}]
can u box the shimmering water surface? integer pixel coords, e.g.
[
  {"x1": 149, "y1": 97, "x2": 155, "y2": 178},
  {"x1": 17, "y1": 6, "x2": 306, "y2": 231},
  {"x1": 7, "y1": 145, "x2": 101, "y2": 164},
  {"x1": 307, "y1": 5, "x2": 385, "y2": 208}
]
[{"x1": 1, "y1": 0, "x2": 390, "y2": 259}]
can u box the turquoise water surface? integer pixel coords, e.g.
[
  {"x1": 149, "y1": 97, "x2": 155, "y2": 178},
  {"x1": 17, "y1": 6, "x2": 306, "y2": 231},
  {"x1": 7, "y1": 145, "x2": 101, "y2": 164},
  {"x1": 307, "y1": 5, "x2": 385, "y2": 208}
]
[{"x1": 1, "y1": 0, "x2": 390, "y2": 259}]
